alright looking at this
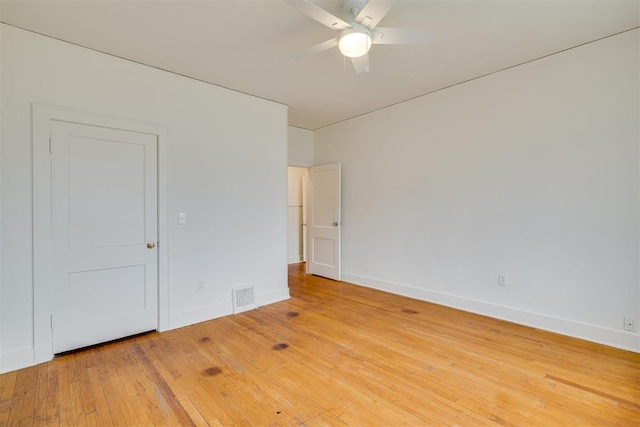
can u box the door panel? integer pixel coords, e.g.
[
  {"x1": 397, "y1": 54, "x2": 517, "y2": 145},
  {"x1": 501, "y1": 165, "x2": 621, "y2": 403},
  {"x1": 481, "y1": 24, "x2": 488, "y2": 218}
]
[
  {"x1": 308, "y1": 163, "x2": 341, "y2": 280},
  {"x1": 68, "y1": 138, "x2": 146, "y2": 248},
  {"x1": 51, "y1": 121, "x2": 158, "y2": 353},
  {"x1": 312, "y1": 237, "x2": 335, "y2": 266},
  {"x1": 68, "y1": 265, "x2": 146, "y2": 322},
  {"x1": 312, "y1": 168, "x2": 336, "y2": 226}
]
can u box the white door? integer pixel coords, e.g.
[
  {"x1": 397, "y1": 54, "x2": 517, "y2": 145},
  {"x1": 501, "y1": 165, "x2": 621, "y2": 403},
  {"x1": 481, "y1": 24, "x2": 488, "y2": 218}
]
[
  {"x1": 302, "y1": 174, "x2": 308, "y2": 263},
  {"x1": 308, "y1": 163, "x2": 341, "y2": 280},
  {"x1": 51, "y1": 121, "x2": 158, "y2": 353}
]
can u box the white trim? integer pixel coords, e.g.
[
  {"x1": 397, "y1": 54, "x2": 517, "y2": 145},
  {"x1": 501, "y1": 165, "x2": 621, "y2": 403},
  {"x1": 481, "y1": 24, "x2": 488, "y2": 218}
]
[
  {"x1": 169, "y1": 303, "x2": 231, "y2": 330},
  {"x1": 32, "y1": 103, "x2": 170, "y2": 365},
  {"x1": 288, "y1": 255, "x2": 303, "y2": 264},
  {"x1": 288, "y1": 202, "x2": 303, "y2": 207},
  {"x1": 256, "y1": 288, "x2": 290, "y2": 307},
  {"x1": 169, "y1": 288, "x2": 290, "y2": 330},
  {"x1": 342, "y1": 272, "x2": 640, "y2": 353},
  {"x1": 1, "y1": 348, "x2": 34, "y2": 374},
  {"x1": 288, "y1": 160, "x2": 314, "y2": 167}
]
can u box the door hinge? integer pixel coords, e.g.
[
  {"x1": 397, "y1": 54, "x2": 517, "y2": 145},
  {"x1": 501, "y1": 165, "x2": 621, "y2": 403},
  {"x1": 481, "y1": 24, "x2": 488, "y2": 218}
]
[{"x1": 48, "y1": 137, "x2": 53, "y2": 154}]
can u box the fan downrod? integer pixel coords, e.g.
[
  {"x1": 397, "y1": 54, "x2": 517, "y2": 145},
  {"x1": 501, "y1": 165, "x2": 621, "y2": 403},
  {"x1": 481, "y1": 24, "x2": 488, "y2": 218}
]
[{"x1": 343, "y1": 0, "x2": 368, "y2": 18}]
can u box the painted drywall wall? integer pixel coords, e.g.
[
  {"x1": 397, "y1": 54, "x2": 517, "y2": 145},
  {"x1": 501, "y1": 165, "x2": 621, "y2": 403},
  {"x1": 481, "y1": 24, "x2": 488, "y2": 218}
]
[
  {"x1": 314, "y1": 29, "x2": 640, "y2": 351},
  {"x1": 288, "y1": 167, "x2": 308, "y2": 264},
  {"x1": 0, "y1": 15, "x2": 4, "y2": 374},
  {"x1": 288, "y1": 126, "x2": 314, "y2": 166},
  {"x1": 1, "y1": 24, "x2": 289, "y2": 372}
]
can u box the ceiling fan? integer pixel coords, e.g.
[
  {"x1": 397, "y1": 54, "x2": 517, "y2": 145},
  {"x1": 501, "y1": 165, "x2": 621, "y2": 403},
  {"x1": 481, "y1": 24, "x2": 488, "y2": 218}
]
[{"x1": 285, "y1": 0, "x2": 433, "y2": 74}]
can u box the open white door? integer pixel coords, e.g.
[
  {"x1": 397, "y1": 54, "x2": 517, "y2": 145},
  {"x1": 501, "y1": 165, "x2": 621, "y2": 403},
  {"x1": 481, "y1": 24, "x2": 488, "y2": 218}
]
[
  {"x1": 308, "y1": 163, "x2": 341, "y2": 280},
  {"x1": 302, "y1": 174, "x2": 308, "y2": 263},
  {"x1": 51, "y1": 121, "x2": 158, "y2": 353}
]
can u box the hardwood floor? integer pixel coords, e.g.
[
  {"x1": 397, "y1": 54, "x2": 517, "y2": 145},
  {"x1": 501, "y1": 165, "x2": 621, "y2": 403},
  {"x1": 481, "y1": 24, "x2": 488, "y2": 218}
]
[{"x1": 1, "y1": 263, "x2": 639, "y2": 425}]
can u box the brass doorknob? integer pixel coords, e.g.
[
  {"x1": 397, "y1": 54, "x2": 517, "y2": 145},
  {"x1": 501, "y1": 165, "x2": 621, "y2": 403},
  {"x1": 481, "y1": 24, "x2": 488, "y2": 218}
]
[
  {"x1": 333, "y1": 222, "x2": 338, "y2": 226},
  {"x1": 147, "y1": 242, "x2": 156, "y2": 249}
]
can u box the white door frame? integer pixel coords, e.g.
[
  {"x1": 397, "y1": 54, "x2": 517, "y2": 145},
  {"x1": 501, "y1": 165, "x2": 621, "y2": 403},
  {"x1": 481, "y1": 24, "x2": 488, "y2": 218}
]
[
  {"x1": 288, "y1": 160, "x2": 313, "y2": 269},
  {"x1": 32, "y1": 103, "x2": 170, "y2": 364}
]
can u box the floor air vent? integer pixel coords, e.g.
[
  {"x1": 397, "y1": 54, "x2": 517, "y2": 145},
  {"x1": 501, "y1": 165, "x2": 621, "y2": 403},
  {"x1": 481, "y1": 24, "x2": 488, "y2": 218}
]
[{"x1": 232, "y1": 286, "x2": 256, "y2": 314}]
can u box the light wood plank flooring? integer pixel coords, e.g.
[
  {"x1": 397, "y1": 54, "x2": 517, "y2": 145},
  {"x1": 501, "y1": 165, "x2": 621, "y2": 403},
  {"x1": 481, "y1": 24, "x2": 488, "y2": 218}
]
[{"x1": 1, "y1": 263, "x2": 639, "y2": 425}]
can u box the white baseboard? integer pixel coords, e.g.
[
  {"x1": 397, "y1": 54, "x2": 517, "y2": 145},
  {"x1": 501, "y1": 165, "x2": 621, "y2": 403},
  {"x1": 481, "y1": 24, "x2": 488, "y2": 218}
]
[
  {"x1": 288, "y1": 256, "x2": 303, "y2": 264},
  {"x1": 169, "y1": 288, "x2": 290, "y2": 330},
  {"x1": 1, "y1": 348, "x2": 35, "y2": 374},
  {"x1": 169, "y1": 303, "x2": 232, "y2": 330},
  {"x1": 257, "y1": 288, "x2": 290, "y2": 307},
  {"x1": 342, "y1": 272, "x2": 640, "y2": 353}
]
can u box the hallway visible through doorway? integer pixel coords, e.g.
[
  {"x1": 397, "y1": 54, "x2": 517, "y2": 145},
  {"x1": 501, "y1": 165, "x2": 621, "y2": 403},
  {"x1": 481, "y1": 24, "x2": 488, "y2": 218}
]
[{"x1": 287, "y1": 166, "x2": 308, "y2": 264}]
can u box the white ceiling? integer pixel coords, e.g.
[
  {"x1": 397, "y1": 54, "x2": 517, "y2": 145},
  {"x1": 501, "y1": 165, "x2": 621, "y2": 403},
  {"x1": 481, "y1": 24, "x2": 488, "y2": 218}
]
[{"x1": 1, "y1": 0, "x2": 638, "y2": 130}]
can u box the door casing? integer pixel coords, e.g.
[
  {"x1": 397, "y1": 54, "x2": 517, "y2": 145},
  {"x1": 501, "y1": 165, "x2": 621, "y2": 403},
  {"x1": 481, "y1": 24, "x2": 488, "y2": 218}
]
[{"x1": 32, "y1": 103, "x2": 169, "y2": 364}]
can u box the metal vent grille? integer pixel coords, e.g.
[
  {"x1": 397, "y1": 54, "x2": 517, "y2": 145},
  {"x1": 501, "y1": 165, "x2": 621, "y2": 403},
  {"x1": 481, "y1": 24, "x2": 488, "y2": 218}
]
[{"x1": 232, "y1": 286, "x2": 256, "y2": 314}]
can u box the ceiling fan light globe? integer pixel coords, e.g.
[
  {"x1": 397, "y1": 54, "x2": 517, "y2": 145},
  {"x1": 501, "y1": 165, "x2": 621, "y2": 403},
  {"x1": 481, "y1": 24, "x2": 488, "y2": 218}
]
[{"x1": 338, "y1": 31, "x2": 372, "y2": 58}]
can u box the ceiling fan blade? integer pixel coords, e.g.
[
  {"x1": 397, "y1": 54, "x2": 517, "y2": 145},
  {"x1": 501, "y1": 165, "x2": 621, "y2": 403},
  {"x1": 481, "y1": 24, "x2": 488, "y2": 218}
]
[
  {"x1": 354, "y1": 0, "x2": 397, "y2": 30},
  {"x1": 292, "y1": 37, "x2": 339, "y2": 59},
  {"x1": 372, "y1": 27, "x2": 434, "y2": 45},
  {"x1": 351, "y1": 54, "x2": 370, "y2": 74},
  {"x1": 285, "y1": 0, "x2": 351, "y2": 31}
]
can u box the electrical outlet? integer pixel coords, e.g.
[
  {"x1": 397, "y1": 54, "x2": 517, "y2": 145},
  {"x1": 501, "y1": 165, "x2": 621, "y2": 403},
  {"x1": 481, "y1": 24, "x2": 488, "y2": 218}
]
[
  {"x1": 623, "y1": 317, "x2": 636, "y2": 332},
  {"x1": 498, "y1": 274, "x2": 507, "y2": 286},
  {"x1": 198, "y1": 280, "x2": 204, "y2": 291}
]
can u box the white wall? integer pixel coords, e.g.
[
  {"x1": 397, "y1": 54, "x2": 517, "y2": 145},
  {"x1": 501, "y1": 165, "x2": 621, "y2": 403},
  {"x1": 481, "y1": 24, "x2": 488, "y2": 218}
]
[
  {"x1": 315, "y1": 30, "x2": 640, "y2": 351},
  {"x1": 0, "y1": 11, "x2": 4, "y2": 374},
  {"x1": 287, "y1": 167, "x2": 308, "y2": 264},
  {"x1": 288, "y1": 126, "x2": 314, "y2": 166},
  {"x1": 1, "y1": 25, "x2": 289, "y2": 372}
]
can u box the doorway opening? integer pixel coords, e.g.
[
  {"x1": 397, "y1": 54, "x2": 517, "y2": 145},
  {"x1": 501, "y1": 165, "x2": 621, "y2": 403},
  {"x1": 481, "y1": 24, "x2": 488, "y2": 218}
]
[
  {"x1": 287, "y1": 166, "x2": 309, "y2": 266},
  {"x1": 287, "y1": 163, "x2": 342, "y2": 281}
]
